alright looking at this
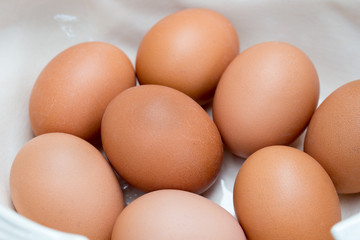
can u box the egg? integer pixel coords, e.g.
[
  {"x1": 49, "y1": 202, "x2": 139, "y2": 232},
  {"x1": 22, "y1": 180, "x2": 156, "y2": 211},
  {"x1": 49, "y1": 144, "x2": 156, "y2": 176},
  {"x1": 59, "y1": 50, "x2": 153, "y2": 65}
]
[
  {"x1": 10, "y1": 133, "x2": 124, "y2": 240},
  {"x1": 101, "y1": 85, "x2": 223, "y2": 194},
  {"x1": 304, "y1": 79, "x2": 360, "y2": 194},
  {"x1": 213, "y1": 41, "x2": 319, "y2": 158},
  {"x1": 135, "y1": 8, "x2": 239, "y2": 105},
  {"x1": 233, "y1": 145, "x2": 341, "y2": 240},
  {"x1": 111, "y1": 189, "x2": 246, "y2": 240},
  {"x1": 29, "y1": 41, "x2": 136, "y2": 141}
]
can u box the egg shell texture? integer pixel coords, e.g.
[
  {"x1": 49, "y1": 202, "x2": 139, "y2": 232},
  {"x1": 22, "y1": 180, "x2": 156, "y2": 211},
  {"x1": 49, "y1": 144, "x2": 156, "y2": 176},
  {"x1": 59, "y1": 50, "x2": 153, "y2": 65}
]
[
  {"x1": 136, "y1": 8, "x2": 239, "y2": 105},
  {"x1": 10, "y1": 133, "x2": 124, "y2": 240},
  {"x1": 304, "y1": 79, "x2": 360, "y2": 194},
  {"x1": 101, "y1": 85, "x2": 223, "y2": 194},
  {"x1": 111, "y1": 189, "x2": 246, "y2": 240},
  {"x1": 233, "y1": 145, "x2": 341, "y2": 240},
  {"x1": 29, "y1": 41, "x2": 136, "y2": 141},
  {"x1": 213, "y1": 41, "x2": 319, "y2": 158}
]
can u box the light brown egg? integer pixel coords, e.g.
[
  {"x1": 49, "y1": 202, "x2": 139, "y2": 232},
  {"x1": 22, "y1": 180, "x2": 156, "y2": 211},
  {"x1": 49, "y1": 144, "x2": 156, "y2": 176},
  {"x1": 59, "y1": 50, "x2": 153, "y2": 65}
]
[
  {"x1": 111, "y1": 189, "x2": 246, "y2": 240},
  {"x1": 304, "y1": 79, "x2": 360, "y2": 194},
  {"x1": 233, "y1": 145, "x2": 341, "y2": 240},
  {"x1": 101, "y1": 85, "x2": 223, "y2": 194},
  {"x1": 135, "y1": 8, "x2": 239, "y2": 105},
  {"x1": 213, "y1": 41, "x2": 319, "y2": 158},
  {"x1": 29, "y1": 41, "x2": 136, "y2": 141},
  {"x1": 10, "y1": 133, "x2": 124, "y2": 240}
]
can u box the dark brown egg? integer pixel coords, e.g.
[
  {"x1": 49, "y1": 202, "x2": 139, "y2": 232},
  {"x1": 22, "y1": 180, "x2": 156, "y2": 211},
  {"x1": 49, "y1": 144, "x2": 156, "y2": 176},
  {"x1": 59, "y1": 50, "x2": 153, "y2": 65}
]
[{"x1": 101, "y1": 85, "x2": 223, "y2": 194}]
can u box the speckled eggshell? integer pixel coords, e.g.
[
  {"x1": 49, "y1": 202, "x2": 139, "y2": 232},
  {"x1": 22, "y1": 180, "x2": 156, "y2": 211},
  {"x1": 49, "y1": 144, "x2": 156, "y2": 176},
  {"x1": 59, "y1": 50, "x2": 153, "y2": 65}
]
[
  {"x1": 29, "y1": 41, "x2": 136, "y2": 141},
  {"x1": 213, "y1": 41, "x2": 319, "y2": 158},
  {"x1": 304, "y1": 79, "x2": 360, "y2": 194},
  {"x1": 111, "y1": 189, "x2": 246, "y2": 240},
  {"x1": 10, "y1": 133, "x2": 124, "y2": 240},
  {"x1": 136, "y1": 8, "x2": 239, "y2": 105},
  {"x1": 233, "y1": 145, "x2": 341, "y2": 240},
  {"x1": 101, "y1": 85, "x2": 223, "y2": 194}
]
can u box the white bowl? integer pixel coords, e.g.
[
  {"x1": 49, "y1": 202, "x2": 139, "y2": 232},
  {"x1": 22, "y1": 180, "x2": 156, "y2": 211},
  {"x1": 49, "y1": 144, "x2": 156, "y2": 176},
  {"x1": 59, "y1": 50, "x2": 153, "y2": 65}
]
[{"x1": 1, "y1": 1, "x2": 359, "y2": 239}]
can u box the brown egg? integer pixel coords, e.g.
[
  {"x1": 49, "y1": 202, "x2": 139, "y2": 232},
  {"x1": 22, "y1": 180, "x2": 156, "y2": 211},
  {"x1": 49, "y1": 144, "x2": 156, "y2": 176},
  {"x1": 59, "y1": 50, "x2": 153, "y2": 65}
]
[
  {"x1": 136, "y1": 8, "x2": 239, "y2": 105},
  {"x1": 101, "y1": 85, "x2": 223, "y2": 194},
  {"x1": 233, "y1": 145, "x2": 341, "y2": 240},
  {"x1": 304, "y1": 79, "x2": 360, "y2": 194},
  {"x1": 10, "y1": 133, "x2": 124, "y2": 240},
  {"x1": 111, "y1": 189, "x2": 246, "y2": 240},
  {"x1": 29, "y1": 41, "x2": 136, "y2": 141},
  {"x1": 213, "y1": 41, "x2": 319, "y2": 158}
]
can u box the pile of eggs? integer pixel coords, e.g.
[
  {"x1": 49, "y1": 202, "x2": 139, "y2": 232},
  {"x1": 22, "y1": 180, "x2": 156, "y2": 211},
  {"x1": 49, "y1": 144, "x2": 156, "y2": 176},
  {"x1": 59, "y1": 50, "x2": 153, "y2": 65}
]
[{"x1": 9, "y1": 8, "x2": 360, "y2": 240}]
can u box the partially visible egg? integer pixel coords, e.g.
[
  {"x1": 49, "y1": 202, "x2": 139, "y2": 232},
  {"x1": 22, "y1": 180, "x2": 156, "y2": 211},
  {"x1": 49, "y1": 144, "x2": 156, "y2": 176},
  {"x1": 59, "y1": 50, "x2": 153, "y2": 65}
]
[
  {"x1": 304, "y1": 79, "x2": 360, "y2": 194},
  {"x1": 29, "y1": 41, "x2": 136, "y2": 141},
  {"x1": 213, "y1": 41, "x2": 319, "y2": 158},
  {"x1": 233, "y1": 145, "x2": 341, "y2": 240},
  {"x1": 10, "y1": 133, "x2": 124, "y2": 240},
  {"x1": 111, "y1": 189, "x2": 246, "y2": 240},
  {"x1": 136, "y1": 8, "x2": 239, "y2": 105},
  {"x1": 101, "y1": 85, "x2": 223, "y2": 194}
]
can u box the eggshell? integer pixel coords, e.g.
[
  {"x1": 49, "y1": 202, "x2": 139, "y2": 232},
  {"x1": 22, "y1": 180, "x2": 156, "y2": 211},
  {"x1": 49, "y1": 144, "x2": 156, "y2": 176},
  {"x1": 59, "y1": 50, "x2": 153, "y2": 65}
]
[
  {"x1": 29, "y1": 41, "x2": 136, "y2": 141},
  {"x1": 111, "y1": 189, "x2": 246, "y2": 240},
  {"x1": 213, "y1": 41, "x2": 319, "y2": 158},
  {"x1": 101, "y1": 85, "x2": 223, "y2": 194},
  {"x1": 10, "y1": 133, "x2": 124, "y2": 240},
  {"x1": 135, "y1": 8, "x2": 239, "y2": 105},
  {"x1": 233, "y1": 145, "x2": 341, "y2": 240},
  {"x1": 304, "y1": 79, "x2": 360, "y2": 194}
]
